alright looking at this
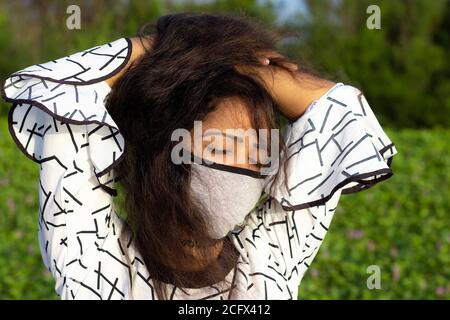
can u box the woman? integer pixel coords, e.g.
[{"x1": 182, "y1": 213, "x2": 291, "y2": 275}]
[{"x1": 1, "y1": 12, "x2": 397, "y2": 300}]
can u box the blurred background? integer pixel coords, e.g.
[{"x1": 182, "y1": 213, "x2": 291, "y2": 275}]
[{"x1": 0, "y1": 0, "x2": 448, "y2": 299}]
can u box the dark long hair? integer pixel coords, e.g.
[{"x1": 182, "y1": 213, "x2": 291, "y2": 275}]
[{"x1": 106, "y1": 12, "x2": 313, "y2": 299}]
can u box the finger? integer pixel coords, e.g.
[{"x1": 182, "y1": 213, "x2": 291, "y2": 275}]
[
  {"x1": 257, "y1": 50, "x2": 282, "y2": 65},
  {"x1": 257, "y1": 51, "x2": 298, "y2": 71},
  {"x1": 266, "y1": 55, "x2": 298, "y2": 71},
  {"x1": 282, "y1": 62, "x2": 299, "y2": 71},
  {"x1": 257, "y1": 56, "x2": 271, "y2": 66}
]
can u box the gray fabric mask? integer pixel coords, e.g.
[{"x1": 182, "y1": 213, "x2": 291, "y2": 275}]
[{"x1": 189, "y1": 161, "x2": 266, "y2": 239}]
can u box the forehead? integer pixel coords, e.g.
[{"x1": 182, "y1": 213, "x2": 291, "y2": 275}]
[{"x1": 202, "y1": 96, "x2": 254, "y2": 130}]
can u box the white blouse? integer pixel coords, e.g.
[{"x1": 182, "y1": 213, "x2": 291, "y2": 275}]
[{"x1": 2, "y1": 38, "x2": 397, "y2": 300}]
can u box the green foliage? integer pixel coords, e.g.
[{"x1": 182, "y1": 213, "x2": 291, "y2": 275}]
[
  {"x1": 283, "y1": 0, "x2": 450, "y2": 128},
  {"x1": 0, "y1": 119, "x2": 57, "y2": 299}
]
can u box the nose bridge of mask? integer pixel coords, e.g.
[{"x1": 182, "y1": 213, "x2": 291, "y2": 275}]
[{"x1": 189, "y1": 162, "x2": 266, "y2": 239}]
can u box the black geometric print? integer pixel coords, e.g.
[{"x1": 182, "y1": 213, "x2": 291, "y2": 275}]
[
  {"x1": 2, "y1": 38, "x2": 397, "y2": 300},
  {"x1": 265, "y1": 83, "x2": 397, "y2": 212}
]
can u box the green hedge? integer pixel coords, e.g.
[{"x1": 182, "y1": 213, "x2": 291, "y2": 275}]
[{"x1": 0, "y1": 117, "x2": 448, "y2": 299}]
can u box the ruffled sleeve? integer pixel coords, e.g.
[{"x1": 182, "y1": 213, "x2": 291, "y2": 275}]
[
  {"x1": 1, "y1": 38, "x2": 134, "y2": 298},
  {"x1": 2, "y1": 37, "x2": 131, "y2": 186},
  {"x1": 229, "y1": 83, "x2": 398, "y2": 294},
  {"x1": 265, "y1": 82, "x2": 397, "y2": 211}
]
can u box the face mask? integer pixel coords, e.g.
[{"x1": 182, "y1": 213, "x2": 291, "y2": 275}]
[{"x1": 189, "y1": 161, "x2": 266, "y2": 239}]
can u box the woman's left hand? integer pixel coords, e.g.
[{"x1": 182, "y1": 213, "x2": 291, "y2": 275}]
[{"x1": 236, "y1": 51, "x2": 335, "y2": 121}]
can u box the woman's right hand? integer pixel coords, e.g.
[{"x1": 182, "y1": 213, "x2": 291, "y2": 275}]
[{"x1": 105, "y1": 35, "x2": 155, "y2": 88}]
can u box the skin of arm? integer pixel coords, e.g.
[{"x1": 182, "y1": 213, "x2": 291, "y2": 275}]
[{"x1": 255, "y1": 67, "x2": 336, "y2": 121}]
